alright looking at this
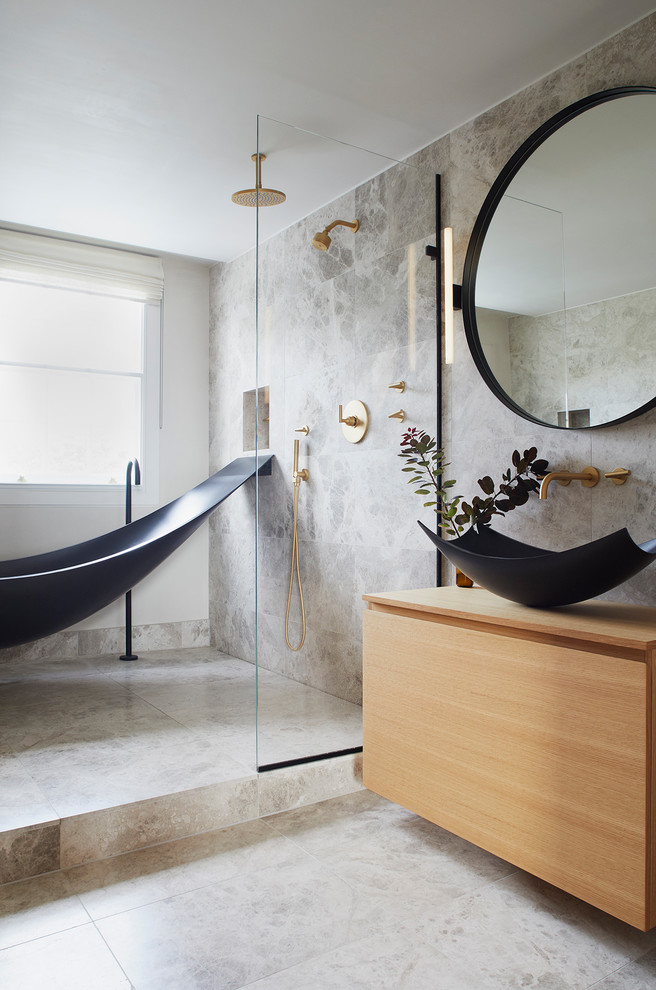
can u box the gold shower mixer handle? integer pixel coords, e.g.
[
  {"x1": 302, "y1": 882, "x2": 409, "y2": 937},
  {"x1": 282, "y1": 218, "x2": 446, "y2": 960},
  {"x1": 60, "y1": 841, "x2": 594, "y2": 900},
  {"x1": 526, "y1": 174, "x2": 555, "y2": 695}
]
[
  {"x1": 295, "y1": 426, "x2": 310, "y2": 435},
  {"x1": 388, "y1": 381, "x2": 406, "y2": 393},
  {"x1": 338, "y1": 404, "x2": 358, "y2": 427},
  {"x1": 339, "y1": 401, "x2": 369, "y2": 443},
  {"x1": 388, "y1": 409, "x2": 405, "y2": 422},
  {"x1": 605, "y1": 467, "x2": 631, "y2": 485}
]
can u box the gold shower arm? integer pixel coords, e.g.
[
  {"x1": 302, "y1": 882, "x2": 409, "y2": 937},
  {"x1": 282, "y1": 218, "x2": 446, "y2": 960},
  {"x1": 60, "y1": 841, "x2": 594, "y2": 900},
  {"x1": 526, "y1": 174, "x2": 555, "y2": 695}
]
[{"x1": 324, "y1": 219, "x2": 359, "y2": 234}]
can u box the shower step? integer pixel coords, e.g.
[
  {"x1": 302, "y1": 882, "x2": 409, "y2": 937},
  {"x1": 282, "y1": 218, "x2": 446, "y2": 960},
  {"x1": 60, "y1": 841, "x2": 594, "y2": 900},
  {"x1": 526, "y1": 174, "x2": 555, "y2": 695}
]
[{"x1": 0, "y1": 752, "x2": 362, "y2": 885}]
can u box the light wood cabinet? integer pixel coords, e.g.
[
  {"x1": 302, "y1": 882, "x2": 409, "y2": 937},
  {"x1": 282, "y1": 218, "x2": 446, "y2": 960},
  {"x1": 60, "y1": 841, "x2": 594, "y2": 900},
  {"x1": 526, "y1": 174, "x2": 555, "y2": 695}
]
[{"x1": 362, "y1": 586, "x2": 656, "y2": 930}]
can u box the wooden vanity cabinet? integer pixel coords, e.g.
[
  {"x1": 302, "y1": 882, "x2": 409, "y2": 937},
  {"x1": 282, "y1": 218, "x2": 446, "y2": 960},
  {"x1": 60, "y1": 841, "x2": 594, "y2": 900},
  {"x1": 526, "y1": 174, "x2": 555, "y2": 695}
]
[{"x1": 362, "y1": 586, "x2": 656, "y2": 930}]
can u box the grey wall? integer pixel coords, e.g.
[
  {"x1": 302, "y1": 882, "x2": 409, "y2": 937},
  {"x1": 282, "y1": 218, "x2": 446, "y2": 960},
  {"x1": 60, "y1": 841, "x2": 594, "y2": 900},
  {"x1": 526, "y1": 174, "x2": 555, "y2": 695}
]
[
  {"x1": 209, "y1": 10, "x2": 656, "y2": 703},
  {"x1": 444, "y1": 11, "x2": 656, "y2": 607},
  {"x1": 506, "y1": 286, "x2": 656, "y2": 427}
]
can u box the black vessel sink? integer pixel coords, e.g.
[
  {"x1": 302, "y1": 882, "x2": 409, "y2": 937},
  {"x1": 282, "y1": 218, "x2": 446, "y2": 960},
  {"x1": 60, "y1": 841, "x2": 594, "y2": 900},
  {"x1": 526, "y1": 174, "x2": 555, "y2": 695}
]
[{"x1": 418, "y1": 521, "x2": 656, "y2": 608}]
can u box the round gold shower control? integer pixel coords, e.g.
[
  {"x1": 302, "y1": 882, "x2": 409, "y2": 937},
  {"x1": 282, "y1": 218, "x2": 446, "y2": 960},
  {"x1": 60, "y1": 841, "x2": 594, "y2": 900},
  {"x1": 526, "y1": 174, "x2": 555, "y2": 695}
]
[{"x1": 338, "y1": 401, "x2": 369, "y2": 443}]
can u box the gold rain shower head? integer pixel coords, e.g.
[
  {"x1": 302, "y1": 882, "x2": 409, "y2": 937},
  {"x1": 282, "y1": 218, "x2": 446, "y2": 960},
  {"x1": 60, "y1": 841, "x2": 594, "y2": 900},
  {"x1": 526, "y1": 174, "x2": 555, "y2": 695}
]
[
  {"x1": 231, "y1": 153, "x2": 286, "y2": 207},
  {"x1": 312, "y1": 219, "x2": 359, "y2": 251}
]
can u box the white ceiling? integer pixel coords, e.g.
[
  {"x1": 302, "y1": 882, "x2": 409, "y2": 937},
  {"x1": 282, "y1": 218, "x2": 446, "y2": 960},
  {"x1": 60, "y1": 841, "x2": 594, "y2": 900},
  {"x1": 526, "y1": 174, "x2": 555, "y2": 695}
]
[{"x1": 1, "y1": 0, "x2": 655, "y2": 262}]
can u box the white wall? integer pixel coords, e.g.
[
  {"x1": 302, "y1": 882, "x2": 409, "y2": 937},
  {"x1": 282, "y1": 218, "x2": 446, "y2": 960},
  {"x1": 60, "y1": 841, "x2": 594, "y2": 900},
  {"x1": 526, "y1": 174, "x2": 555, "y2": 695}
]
[{"x1": 1, "y1": 253, "x2": 210, "y2": 632}]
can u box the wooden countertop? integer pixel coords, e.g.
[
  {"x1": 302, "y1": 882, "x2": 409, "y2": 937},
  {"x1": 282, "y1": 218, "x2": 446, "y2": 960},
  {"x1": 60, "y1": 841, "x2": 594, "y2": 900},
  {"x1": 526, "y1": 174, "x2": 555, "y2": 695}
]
[{"x1": 362, "y1": 586, "x2": 656, "y2": 652}]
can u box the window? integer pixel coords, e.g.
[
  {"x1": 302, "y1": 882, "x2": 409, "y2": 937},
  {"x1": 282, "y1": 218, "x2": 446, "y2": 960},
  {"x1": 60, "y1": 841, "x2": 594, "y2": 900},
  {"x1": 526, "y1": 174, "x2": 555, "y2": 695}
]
[{"x1": 0, "y1": 229, "x2": 163, "y2": 505}]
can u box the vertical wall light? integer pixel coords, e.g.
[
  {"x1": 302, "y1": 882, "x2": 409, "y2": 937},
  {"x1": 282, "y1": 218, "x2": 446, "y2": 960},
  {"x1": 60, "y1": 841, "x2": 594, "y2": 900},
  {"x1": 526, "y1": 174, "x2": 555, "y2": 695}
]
[{"x1": 443, "y1": 226, "x2": 455, "y2": 365}]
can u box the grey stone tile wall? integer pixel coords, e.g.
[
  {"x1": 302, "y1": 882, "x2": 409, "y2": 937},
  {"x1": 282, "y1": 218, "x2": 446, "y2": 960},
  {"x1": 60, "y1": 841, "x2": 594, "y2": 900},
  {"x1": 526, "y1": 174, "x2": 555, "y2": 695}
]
[
  {"x1": 209, "y1": 11, "x2": 656, "y2": 703},
  {"x1": 210, "y1": 163, "x2": 438, "y2": 705}
]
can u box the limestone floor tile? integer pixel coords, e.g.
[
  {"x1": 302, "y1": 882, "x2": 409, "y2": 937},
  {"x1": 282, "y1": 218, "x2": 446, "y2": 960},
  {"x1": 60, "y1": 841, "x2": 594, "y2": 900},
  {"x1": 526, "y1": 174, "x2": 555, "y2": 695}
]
[
  {"x1": 0, "y1": 924, "x2": 131, "y2": 989},
  {"x1": 64, "y1": 819, "x2": 303, "y2": 920},
  {"x1": 403, "y1": 869, "x2": 656, "y2": 990},
  {"x1": 0, "y1": 750, "x2": 58, "y2": 831},
  {"x1": 0, "y1": 871, "x2": 89, "y2": 950},
  {"x1": 137, "y1": 680, "x2": 256, "y2": 728},
  {"x1": 102, "y1": 649, "x2": 250, "y2": 691},
  {"x1": 240, "y1": 927, "x2": 501, "y2": 990},
  {"x1": 490, "y1": 872, "x2": 656, "y2": 962},
  {"x1": 588, "y1": 947, "x2": 656, "y2": 989},
  {"x1": 0, "y1": 680, "x2": 169, "y2": 753},
  {"x1": 264, "y1": 787, "x2": 426, "y2": 837},
  {"x1": 18, "y1": 730, "x2": 254, "y2": 817},
  {"x1": 264, "y1": 790, "x2": 515, "y2": 925},
  {"x1": 0, "y1": 645, "x2": 366, "y2": 840},
  {"x1": 248, "y1": 869, "x2": 656, "y2": 990},
  {"x1": 96, "y1": 855, "x2": 399, "y2": 990},
  {"x1": 0, "y1": 657, "x2": 103, "y2": 683}
]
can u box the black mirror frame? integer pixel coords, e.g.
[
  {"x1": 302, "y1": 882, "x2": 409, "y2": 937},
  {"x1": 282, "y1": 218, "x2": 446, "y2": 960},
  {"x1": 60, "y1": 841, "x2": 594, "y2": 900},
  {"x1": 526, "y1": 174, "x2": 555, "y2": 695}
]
[{"x1": 462, "y1": 85, "x2": 656, "y2": 431}]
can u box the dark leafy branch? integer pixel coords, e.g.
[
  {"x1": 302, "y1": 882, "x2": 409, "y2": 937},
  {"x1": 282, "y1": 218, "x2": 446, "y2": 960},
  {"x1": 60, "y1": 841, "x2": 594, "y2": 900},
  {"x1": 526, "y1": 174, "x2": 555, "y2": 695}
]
[{"x1": 399, "y1": 427, "x2": 549, "y2": 537}]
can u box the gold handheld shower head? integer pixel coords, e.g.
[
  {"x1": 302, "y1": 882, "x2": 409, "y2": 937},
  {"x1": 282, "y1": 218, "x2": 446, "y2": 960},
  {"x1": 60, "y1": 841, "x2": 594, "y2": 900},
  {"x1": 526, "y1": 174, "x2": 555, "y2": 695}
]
[
  {"x1": 232, "y1": 153, "x2": 286, "y2": 207},
  {"x1": 312, "y1": 219, "x2": 359, "y2": 251}
]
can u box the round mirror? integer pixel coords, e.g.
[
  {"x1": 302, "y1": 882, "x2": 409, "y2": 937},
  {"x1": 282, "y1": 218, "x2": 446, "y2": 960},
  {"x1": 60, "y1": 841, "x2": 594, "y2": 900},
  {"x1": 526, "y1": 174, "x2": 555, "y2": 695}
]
[{"x1": 462, "y1": 87, "x2": 656, "y2": 429}]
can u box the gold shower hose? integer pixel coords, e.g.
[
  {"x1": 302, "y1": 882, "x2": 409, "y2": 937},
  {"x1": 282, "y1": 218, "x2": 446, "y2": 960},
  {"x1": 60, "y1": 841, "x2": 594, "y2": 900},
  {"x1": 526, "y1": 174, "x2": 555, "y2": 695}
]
[{"x1": 285, "y1": 438, "x2": 308, "y2": 651}]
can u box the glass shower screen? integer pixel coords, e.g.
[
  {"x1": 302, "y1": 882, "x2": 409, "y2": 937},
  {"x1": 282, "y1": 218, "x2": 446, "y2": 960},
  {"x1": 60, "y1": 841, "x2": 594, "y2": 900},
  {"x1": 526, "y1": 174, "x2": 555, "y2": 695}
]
[{"x1": 255, "y1": 115, "x2": 438, "y2": 770}]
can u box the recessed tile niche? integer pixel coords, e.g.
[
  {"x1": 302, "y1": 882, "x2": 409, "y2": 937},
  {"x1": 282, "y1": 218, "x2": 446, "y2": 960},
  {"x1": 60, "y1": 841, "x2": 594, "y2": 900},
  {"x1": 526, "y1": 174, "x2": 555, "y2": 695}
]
[{"x1": 243, "y1": 386, "x2": 270, "y2": 451}]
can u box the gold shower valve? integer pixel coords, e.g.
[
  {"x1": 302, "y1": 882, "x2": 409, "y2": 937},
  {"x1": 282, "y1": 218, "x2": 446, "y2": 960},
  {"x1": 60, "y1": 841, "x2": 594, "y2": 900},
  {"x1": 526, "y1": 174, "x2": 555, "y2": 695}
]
[
  {"x1": 338, "y1": 401, "x2": 369, "y2": 443},
  {"x1": 388, "y1": 381, "x2": 406, "y2": 393},
  {"x1": 388, "y1": 409, "x2": 406, "y2": 422}
]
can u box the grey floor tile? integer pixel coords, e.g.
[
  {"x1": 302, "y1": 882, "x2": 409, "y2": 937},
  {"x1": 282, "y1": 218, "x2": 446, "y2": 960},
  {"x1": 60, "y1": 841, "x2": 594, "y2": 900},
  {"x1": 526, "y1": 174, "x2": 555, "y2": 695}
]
[
  {"x1": 241, "y1": 927, "x2": 500, "y2": 989},
  {"x1": 96, "y1": 855, "x2": 401, "y2": 990},
  {"x1": 0, "y1": 871, "x2": 89, "y2": 950},
  {"x1": 0, "y1": 647, "x2": 361, "y2": 826},
  {"x1": 0, "y1": 752, "x2": 58, "y2": 831},
  {"x1": 586, "y1": 947, "x2": 656, "y2": 988},
  {"x1": 265, "y1": 788, "x2": 516, "y2": 922},
  {"x1": 400, "y1": 870, "x2": 656, "y2": 990},
  {"x1": 0, "y1": 924, "x2": 132, "y2": 989}
]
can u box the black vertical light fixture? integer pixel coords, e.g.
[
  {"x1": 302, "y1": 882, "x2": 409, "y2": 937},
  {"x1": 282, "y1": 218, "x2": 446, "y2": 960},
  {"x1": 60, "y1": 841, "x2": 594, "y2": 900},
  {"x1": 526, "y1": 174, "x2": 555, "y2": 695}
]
[
  {"x1": 425, "y1": 174, "x2": 464, "y2": 586},
  {"x1": 425, "y1": 174, "x2": 444, "y2": 587},
  {"x1": 119, "y1": 458, "x2": 140, "y2": 661}
]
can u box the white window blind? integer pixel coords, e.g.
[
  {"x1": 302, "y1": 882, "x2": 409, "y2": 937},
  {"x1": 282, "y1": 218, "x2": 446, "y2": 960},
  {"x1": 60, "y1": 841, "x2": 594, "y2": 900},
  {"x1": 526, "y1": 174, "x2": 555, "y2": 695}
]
[
  {"x1": 0, "y1": 228, "x2": 164, "y2": 301},
  {"x1": 0, "y1": 228, "x2": 162, "y2": 504}
]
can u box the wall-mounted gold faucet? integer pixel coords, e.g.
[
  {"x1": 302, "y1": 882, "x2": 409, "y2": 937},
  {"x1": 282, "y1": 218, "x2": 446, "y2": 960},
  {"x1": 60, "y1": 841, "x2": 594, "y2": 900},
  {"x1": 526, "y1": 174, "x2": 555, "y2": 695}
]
[
  {"x1": 539, "y1": 466, "x2": 599, "y2": 500},
  {"x1": 539, "y1": 465, "x2": 632, "y2": 499}
]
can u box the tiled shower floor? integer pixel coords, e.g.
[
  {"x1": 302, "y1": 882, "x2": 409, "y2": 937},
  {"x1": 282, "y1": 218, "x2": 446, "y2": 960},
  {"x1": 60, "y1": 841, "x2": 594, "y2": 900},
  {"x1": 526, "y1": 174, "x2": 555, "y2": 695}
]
[{"x1": 0, "y1": 648, "x2": 362, "y2": 833}]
